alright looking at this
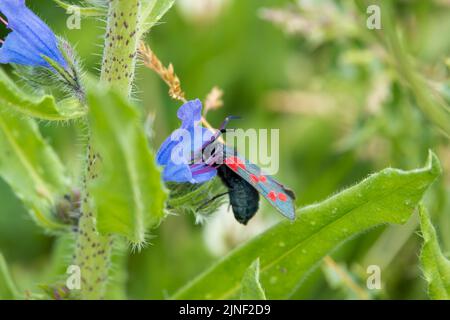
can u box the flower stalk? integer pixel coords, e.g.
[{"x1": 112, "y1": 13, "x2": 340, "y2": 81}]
[
  {"x1": 73, "y1": 146, "x2": 112, "y2": 300},
  {"x1": 101, "y1": 0, "x2": 141, "y2": 97},
  {"x1": 74, "y1": 0, "x2": 142, "y2": 299}
]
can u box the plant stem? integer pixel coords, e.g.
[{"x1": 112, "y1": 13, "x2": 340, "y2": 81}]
[
  {"x1": 74, "y1": 0, "x2": 141, "y2": 299},
  {"x1": 101, "y1": 0, "x2": 141, "y2": 96},
  {"x1": 74, "y1": 146, "x2": 112, "y2": 300},
  {"x1": 0, "y1": 252, "x2": 20, "y2": 299}
]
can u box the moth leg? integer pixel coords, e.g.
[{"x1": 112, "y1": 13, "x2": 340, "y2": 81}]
[
  {"x1": 201, "y1": 149, "x2": 224, "y2": 168},
  {"x1": 196, "y1": 191, "x2": 229, "y2": 211}
]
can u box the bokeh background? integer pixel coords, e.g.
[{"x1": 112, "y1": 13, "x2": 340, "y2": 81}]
[{"x1": 1, "y1": 0, "x2": 450, "y2": 299}]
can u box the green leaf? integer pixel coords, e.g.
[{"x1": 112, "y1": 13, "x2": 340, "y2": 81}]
[
  {"x1": 419, "y1": 204, "x2": 450, "y2": 299},
  {"x1": 87, "y1": 86, "x2": 167, "y2": 245},
  {"x1": 172, "y1": 151, "x2": 440, "y2": 299},
  {"x1": 140, "y1": 0, "x2": 176, "y2": 36},
  {"x1": 0, "y1": 112, "x2": 70, "y2": 231},
  {"x1": 240, "y1": 259, "x2": 266, "y2": 300},
  {"x1": 0, "y1": 252, "x2": 20, "y2": 300},
  {"x1": 0, "y1": 69, "x2": 85, "y2": 120},
  {"x1": 52, "y1": 0, "x2": 107, "y2": 17}
]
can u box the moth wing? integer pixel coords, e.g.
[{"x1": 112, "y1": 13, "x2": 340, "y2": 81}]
[{"x1": 223, "y1": 147, "x2": 296, "y2": 220}]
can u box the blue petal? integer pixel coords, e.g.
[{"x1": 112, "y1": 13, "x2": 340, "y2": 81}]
[
  {"x1": 156, "y1": 133, "x2": 179, "y2": 166},
  {"x1": 162, "y1": 163, "x2": 194, "y2": 183},
  {"x1": 0, "y1": 0, "x2": 67, "y2": 68},
  {"x1": 156, "y1": 126, "x2": 214, "y2": 166},
  {"x1": 191, "y1": 126, "x2": 214, "y2": 155},
  {"x1": 157, "y1": 100, "x2": 217, "y2": 184},
  {"x1": 0, "y1": 31, "x2": 47, "y2": 66},
  {"x1": 157, "y1": 127, "x2": 192, "y2": 166},
  {"x1": 177, "y1": 99, "x2": 202, "y2": 129},
  {"x1": 0, "y1": 0, "x2": 24, "y2": 17}
]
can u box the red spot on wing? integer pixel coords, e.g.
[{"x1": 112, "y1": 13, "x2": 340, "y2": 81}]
[
  {"x1": 268, "y1": 191, "x2": 277, "y2": 202},
  {"x1": 259, "y1": 175, "x2": 267, "y2": 183},
  {"x1": 278, "y1": 192, "x2": 287, "y2": 202},
  {"x1": 250, "y1": 174, "x2": 259, "y2": 183},
  {"x1": 224, "y1": 156, "x2": 246, "y2": 172}
]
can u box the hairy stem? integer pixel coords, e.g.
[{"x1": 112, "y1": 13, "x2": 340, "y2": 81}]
[
  {"x1": 74, "y1": 219, "x2": 111, "y2": 299},
  {"x1": 101, "y1": 0, "x2": 141, "y2": 96},
  {"x1": 74, "y1": 146, "x2": 112, "y2": 299},
  {"x1": 74, "y1": 0, "x2": 141, "y2": 299}
]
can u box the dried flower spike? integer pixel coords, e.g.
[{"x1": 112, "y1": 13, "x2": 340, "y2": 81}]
[
  {"x1": 204, "y1": 86, "x2": 224, "y2": 116},
  {"x1": 138, "y1": 42, "x2": 185, "y2": 102},
  {"x1": 139, "y1": 42, "x2": 222, "y2": 142}
]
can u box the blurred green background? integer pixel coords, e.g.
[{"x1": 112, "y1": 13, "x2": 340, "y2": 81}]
[{"x1": 1, "y1": 0, "x2": 450, "y2": 299}]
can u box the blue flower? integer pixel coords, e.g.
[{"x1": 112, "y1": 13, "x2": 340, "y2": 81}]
[
  {"x1": 157, "y1": 99, "x2": 217, "y2": 183},
  {"x1": 0, "y1": 0, "x2": 67, "y2": 69}
]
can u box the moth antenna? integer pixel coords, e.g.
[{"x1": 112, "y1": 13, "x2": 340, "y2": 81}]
[
  {"x1": 218, "y1": 115, "x2": 241, "y2": 131},
  {"x1": 205, "y1": 115, "x2": 242, "y2": 147}
]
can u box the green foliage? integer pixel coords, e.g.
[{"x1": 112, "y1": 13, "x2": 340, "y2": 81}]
[
  {"x1": 86, "y1": 86, "x2": 167, "y2": 245},
  {"x1": 0, "y1": 252, "x2": 20, "y2": 300},
  {"x1": 240, "y1": 259, "x2": 266, "y2": 300},
  {"x1": 2, "y1": 0, "x2": 450, "y2": 301},
  {"x1": 0, "y1": 111, "x2": 71, "y2": 231},
  {"x1": 376, "y1": 0, "x2": 450, "y2": 136},
  {"x1": 140, "y1": 0, "x2": 176, "y2": 36},
  {"x1": 321, "y1": 257, "x2": 371, "y2": 300},
  {"x1": 173, "y1": 152, "x2": 440, "y2": 299},
  {"x1": 52, "y1": 0, "x2": 107, "y2": 17},
  {"x1": 419, "y1": 204, "x2": 450, "y2": 300},
  {"x1": 166, "y1": 179, "x2": 227, "y2": 222},
  {"x1": 0, "y1": 69, "x2": 85, "y2": 121}
]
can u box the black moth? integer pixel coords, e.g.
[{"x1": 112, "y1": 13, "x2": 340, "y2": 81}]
[
  {"x1": 198, "y1": 117, "x2": 296, "y2": 225},
  {"x1": 216, "y1": 164, "x2": 260, "y2": 225}
]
